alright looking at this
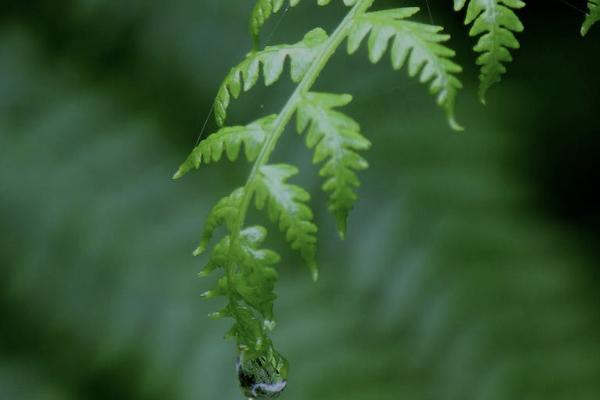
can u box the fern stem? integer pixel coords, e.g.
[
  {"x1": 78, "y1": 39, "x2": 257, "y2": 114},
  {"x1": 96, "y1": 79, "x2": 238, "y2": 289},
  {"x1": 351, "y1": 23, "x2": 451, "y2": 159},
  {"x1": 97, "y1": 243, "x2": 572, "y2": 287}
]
[{"x1": 226, "y1": 0, "x2": 375, "y2": 293}]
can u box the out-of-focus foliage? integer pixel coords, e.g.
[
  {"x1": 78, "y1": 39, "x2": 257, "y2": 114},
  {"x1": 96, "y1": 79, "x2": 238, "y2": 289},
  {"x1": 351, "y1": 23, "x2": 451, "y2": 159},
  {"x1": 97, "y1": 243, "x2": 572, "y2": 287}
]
[
  {"x1": 1, "y1": 1, "x2": 599, "y2": 400},
  {"x1": 296, "y1": 92, "x2": 370, "y2": 236}
]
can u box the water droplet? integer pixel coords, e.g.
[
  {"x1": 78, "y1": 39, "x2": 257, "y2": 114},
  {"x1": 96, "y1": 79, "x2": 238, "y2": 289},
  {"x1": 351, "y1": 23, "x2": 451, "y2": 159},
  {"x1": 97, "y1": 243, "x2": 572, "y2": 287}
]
[
  {"x1": 263, "y1": 320, "x2": 276, "y2": 331},
  {"x1": 236, "y1": 352, "x2": 288, "y2": 399}
]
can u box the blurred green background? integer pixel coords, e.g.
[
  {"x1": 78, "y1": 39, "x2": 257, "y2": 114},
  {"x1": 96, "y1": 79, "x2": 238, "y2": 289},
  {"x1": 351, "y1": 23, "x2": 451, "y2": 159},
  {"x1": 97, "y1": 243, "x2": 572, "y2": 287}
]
[{"x1": 1, "y1": 1, "x2": 599, "y2": 399}]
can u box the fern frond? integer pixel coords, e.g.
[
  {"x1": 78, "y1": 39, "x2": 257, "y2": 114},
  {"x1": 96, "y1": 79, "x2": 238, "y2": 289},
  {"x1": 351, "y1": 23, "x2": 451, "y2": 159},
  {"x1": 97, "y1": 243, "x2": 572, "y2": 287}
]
[
  {"x1": 296, "y1": 92, "x2": 370, "y2": 238},
  {"x1": 255, "y1": 164, "x2": 319, "y2": 280},
  {"x1": 454, "y1": 0, "x2": 525, "y2": 103},
  {"x1": 193, "y1": 187, "x2": 244, "y2": 256},
  {"x1": 173, "y1": 115, "x2": 276, "y2": 179},
  {"x1": 215, "y1": 28, "x2": 329, "y2": 126},
  {"x1": 192, "y1": 182, "x2": 291, "y2": 393},
  {"x1": 582, "y1": 0, "x2": 600, "y2": 36},
  {"x1": 348, "y1": 8, "x2": 463, "y2": 130},
  {"x1": 181, "y1": 1, "x2": 466, "y2": 394}
]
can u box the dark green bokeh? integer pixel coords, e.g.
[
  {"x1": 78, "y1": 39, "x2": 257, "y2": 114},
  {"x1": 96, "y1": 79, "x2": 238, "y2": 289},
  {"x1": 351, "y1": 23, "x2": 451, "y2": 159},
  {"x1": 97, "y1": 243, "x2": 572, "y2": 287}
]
[{"x1": 1, "y1": 1, "x2": 599, "y2": 399}]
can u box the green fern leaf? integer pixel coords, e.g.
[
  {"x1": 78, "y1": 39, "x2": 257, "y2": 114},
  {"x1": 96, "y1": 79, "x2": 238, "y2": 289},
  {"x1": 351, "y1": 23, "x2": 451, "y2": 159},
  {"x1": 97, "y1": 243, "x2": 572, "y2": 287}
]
[
  {"x1": 215, "y1": 28, "x2": 329, "y2": 126},
  {"x1": 182, "y1": 1, "x2": 466, "y2": 393},
  {"x1": 453, "y1": 0, "x2": 525, "y2": 103},
  {"x1": 193, "y1": 187, "x2": 244, "y2": 256},
  {"x1": 255, "y1": 164, "x2": 318, "y2": 280},
  {"x1": 582, "y1": 0, "x2": 600, "y2": 36},
  {"x1": 348, "y1": 7, "x2": 463, "y2": 130},
  {"x1": 296, "y1": 92, "x2": 370, "y2": 238},
  {"x1": 173, "y1": 115, "x2": 276, "y2": 179}
]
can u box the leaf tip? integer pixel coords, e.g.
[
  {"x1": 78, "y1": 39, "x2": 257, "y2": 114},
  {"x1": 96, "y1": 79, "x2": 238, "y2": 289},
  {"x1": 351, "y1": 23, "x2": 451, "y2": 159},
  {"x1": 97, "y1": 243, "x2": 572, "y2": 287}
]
[
  {"x1": 172, "y1": 168, "x2": 184, "y2": 180},
  {"x1": 450, "y1": 121, "x2": 464, "y2": 132},
  {"x1": 201, "y1": 290, "x2": 217, "y2": 299},
  {"x1": 193, "y1": 244, "x2": 206, "y2": 256},
  {"x1": 479, "y1": 91, "x2": 488, "y2": 105},
  {"x1": 307, "y1": 259, "x2": 319, "y2": 282},
  {"x1": 447, "y1": 113, "x2": 464, "y2": 132},
  {"x1": 198, "y1": 269, "x2": 211, "y2": 278},
  {"x1": 311, "y1": 267, "x2": 319, "y2": 282},
  {"x1": 478, "y1": 83, "x2": 492, "y2": 106},
  {"x1": 208, "y1": 311, "x2": 224, "y2": 320},
  {"x1": 335, "y1": 214, "x2": 348, "y2": 240}
]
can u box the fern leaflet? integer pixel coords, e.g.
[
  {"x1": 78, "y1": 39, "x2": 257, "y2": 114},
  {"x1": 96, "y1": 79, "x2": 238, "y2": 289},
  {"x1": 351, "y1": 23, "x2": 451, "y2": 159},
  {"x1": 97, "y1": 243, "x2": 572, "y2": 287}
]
[
  {"x1": 296, "y1": 92, "x2": 370, "y2": 237},
  {"x1": 255, "y1": 164, "x2": 319, "y2": 280},
  {"x1": 582, "y1": 0, "x2": 600, "y2": 36},
  {"x1": 453, "y1": 0, "x2": 525, "y2": 103},
  {"x1": 215, "y1": 28, "x2": 329, "y2": 126},
  {"x1": 192, "y1": 187, "x2": 244, "y2": 256},
  {"x1": 348, "y1": 8, "x2": 463, "y2": 130},
  {"x1": 173, "y1": 115, "x2": 275, "y2": 179}
]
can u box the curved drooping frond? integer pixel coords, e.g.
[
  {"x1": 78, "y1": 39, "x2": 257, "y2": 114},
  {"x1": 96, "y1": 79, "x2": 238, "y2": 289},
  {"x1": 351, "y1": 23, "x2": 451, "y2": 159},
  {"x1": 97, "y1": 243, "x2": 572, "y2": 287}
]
[
  {"x1": 173, "y1": 115, "x2": 275, "y2": 179},
  {"x1": 215, "y1": 28, "x2": 329, "y2": 126},
  {"x1": 582, "y1": 0, "x2": 600, "y2": 36},
  {"x1": 255, "y1": 164, "x2": 319, "y2": 280},
  {"x1": 454, "y1": 0, "x2": 525, "y2": 103},
  {"x1": 194, "y1": 188, "x2": 289, "y2": 378},
  {"x1": 296, "y1": 92, "x2": 370, "y2": 237},
  {"x1": 180, "y1": 1, "x2": 469, "y2": 395},
  {"x1": 347, "y1": 8, "x2": 463, "y2": 130}
]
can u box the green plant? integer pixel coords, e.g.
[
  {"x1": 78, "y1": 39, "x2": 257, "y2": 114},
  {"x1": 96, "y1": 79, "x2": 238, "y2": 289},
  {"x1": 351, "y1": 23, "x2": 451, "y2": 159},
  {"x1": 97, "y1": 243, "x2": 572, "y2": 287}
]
[
  {"x1": 583, "y1": 0, "x2": 600, "y2": 36},
  {"x1": 453, "y1": 0, "x2": 525, "y2": 102},
  {"x1": 453, "y1": 0, "x2": 599, "y2": 100},
  {"x1": 174, "y1": 1, "x2": 598, "y2": 398}
]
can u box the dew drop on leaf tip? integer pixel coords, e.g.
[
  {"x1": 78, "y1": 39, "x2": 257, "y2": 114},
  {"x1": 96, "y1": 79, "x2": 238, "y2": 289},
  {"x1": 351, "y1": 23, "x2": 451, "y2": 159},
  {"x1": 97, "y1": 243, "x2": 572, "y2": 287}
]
[{"x1": 236, "y1": 352, "x2": 288, "y2": 399}]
